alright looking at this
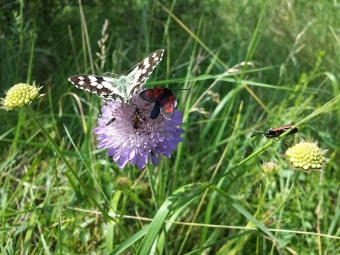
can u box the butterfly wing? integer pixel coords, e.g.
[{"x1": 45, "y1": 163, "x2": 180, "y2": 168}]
[
  {"x1": 69, "y1": 49, "x2": 164, "y2": 103},
  {"x1": 140, "y1": 88, "x2": 174, "y2": 120},
  {"x1": 159, "y1": 94, "x2": 174, "y2": 120},
  {"x1": 68, "y1": 75, "x2": 126, "y2": 101},
  {"x1": 126, "y1": 49, "x2": 164, "y2": 97},
  {"x1": 139, "y1": 88, "x2": 160, "y2": 103}
]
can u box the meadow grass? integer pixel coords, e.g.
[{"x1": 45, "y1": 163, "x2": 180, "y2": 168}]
[{"x1": 1, "y1": 0, "x2": 340, "y2": 254}]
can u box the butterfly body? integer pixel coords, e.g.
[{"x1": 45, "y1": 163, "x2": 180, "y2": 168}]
[
  {"x1": 251, "y1": 124, "x2": 298, "y2": 139},
  {"x1": 68, "y1": 49, "x2": 164, "y2": 103},
  {"x1": 150, "y1": 101, "x2": 161, "y2": 119},
  {"x1": 140, "y1": 88, "x2": 175, "y2": 120}
]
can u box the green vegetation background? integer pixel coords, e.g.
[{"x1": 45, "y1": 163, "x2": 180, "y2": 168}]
[{"x1": 1, "y1": 0, "x2": 339, "y2": 254}]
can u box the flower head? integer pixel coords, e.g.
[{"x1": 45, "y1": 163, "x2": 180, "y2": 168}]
[
  {"x1": 93, "y1": 93, "x2": 184, "y2": 169},
  {"x1": 261, "y1": 161, "x2": 280, "y2": 174},
  {"x1": 1, "y1": 82, "x2": 43, "y2": 111},
  {"x1": 114, "y1": 175, "x2": 132, "y2": 191},
  {"x1": 284, "y1": 140, "x2": 328, "y2": 173}
]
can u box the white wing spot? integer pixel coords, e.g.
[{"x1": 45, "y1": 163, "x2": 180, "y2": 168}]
[
  {"x1": 88, "y1": 76, "x2": 98, "y2": 81},
  {"x1": 103, "y1": 77, "x2": 114, "y2": 82},
  {"x1": 102, "y1": 81, "x2": 113, "y2": 88}
]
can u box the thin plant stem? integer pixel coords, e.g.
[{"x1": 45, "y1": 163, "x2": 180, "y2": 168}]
[
  {"x1": 146, "y1": 166, "x2": 169, "y2": 255},
  {"x1": 270, "y1": 171, "x2": 301, "y2": 254},
  {"x1": 24, "y1": 105, "x2": 112, "y2": 221}
]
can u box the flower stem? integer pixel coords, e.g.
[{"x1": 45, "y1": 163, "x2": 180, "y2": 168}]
[
  {"x1": 146, "y1": 166, "x2": 159, "y2": 210},
  {"x1": 24, "y1": 105, "x2": 112, "y2": 220},
  {"x1": 269, "y1": 171, "x2": 301, "y2": 254},
  {"x1": 146, "y1": 166, "x2": 169, "y2": 254},
  {"x1": 10, "y1": 108, "x2": 23, "y2": 156}
]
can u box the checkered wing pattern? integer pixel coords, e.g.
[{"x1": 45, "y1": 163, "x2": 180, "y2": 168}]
[
  {"x1": 68, "y1": 75, "x2": 125, "y2": 101},
  {"x1": 68, "y1": 49, "x2": 164, "y2": 103},
  {"x1": 126, "y1": 49, "x2": 164, "y2": 97}
]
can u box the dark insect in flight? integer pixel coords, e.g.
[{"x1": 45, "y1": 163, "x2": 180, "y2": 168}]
[{"x1": 251, "y1": 123, "x2": 298, "y2": 139}]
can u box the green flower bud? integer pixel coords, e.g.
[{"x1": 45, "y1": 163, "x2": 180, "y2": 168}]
[
  {"x1": 1, "y1": 83, "x2": 43, "y2": 111},
  {"x1": 114, "y1": 175, "x2": 132, "y2": 191},
  {"x1": 285, "y1": 141, "x2": 328, "y2": 172},
  {"x1": 261, "y1": 162, "x2": 280, "y2": 174}
]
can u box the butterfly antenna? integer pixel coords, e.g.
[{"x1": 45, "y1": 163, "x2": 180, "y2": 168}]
[
  {"x1": 250, "y1": 131, "x2": 265, "y2": 137},
  {"x1": 171, "y1": 88, "x2": 192, "y2": 92},
  {"x1": 102, "y1": 72, "x2": 120, "y2": 78},
  {"x1": 170, "y1": 71, "x2": 192, "y2": 92}
]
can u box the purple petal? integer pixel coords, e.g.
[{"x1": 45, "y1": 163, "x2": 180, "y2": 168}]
[
  {"x1": 136, "y1": 153, "x2": 147, "y2": 169},
  {"x1": 93, "y1": 93, "x2": 185, "y2": 169},
  {"x1": 150, "y1": 151, "x2": 159, "y2": 166}
]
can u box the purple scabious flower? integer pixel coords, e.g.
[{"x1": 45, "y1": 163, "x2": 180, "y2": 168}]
[{"x1": 93, "y1": 93, "x2": 184, "y2": 169}]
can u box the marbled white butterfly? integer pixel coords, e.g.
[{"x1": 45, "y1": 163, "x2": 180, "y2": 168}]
[{"x1": 68, "y1": 49, "x2": 164, "y2": 103}]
